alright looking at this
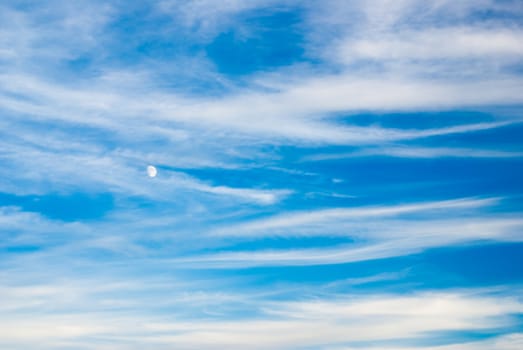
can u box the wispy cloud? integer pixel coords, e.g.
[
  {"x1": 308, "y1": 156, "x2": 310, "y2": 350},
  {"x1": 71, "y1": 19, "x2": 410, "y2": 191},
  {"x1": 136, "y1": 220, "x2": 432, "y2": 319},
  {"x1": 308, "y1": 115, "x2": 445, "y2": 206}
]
[
  {"x1": 304, "y1": 146, "x2": 523, "y2": 160},
  {"x1": 0, "y1": 285, "x2": 520, "y2": 349},
  {"x1": 1, "y1": 1, "x2": 522, "y2": 349},
  {"x1": 184, "y1": 198, "x2": 523, "y2": 268},
  {"x1": 210, "y1": 197, "x2": 499, "y2": 236},
  {"x1": 339, "y1": 27, "x2": 523, "y2": 62}
]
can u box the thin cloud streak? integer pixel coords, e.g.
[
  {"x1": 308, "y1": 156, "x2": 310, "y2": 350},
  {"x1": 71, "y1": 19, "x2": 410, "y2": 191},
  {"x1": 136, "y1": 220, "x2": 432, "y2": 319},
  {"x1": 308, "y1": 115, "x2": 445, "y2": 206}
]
[
  {"x1": 304, "y1": 146, "x2": 523, "y2": 161},
  {"x1": 210, "y1": 197, "x2": 499, "y2": 237},
  {"x1": 176, "y1": 221, "x2": 523, "y2": 268},
  {"x1": 183, "y1": 198, "x2": 523, "y2": 268}
]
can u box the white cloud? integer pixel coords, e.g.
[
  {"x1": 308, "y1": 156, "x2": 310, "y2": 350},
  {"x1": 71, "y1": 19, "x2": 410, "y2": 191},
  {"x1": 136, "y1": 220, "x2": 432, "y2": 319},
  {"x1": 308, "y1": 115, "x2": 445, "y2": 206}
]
[
  {"x1": 176, "y1": 218, "x2": 523, "y2": 267},
  {"x1": 195, "y1": 184, "x2": 291, "y2": 205},
  {"x1": 340, "y1": 28, "x2": 523, "y2": 62},
  {"x1": 304, "y1": 146, "x2": 523, "y2": 160},
  {"x1": 181, "y1": 198, "x2": 523, "y2": 268},
  {"x1": 0, "y1": 287, "x2": 520, "y2": 349},
  {"x1": 2, "y1": 72, "x2": 522, "y2": 147},
  {"x1": 1, "y1": 2, "x2": 522, "y2": 349},
  {"x1": 156, "y1": 0, "x2": 280, "y2": 40},
  {"x1": 330, "y1": 333, "x2": 523, "y2": 350},
  {"x1": 211, "y1": 197, "x2": 499, "y2": 236}
]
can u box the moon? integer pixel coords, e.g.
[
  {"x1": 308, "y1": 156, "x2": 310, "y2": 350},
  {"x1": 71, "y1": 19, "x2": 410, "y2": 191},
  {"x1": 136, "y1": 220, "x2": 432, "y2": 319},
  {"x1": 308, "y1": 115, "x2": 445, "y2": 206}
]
[{"x1": 147, "y1": 165, "x2": 157, "y2": 178}]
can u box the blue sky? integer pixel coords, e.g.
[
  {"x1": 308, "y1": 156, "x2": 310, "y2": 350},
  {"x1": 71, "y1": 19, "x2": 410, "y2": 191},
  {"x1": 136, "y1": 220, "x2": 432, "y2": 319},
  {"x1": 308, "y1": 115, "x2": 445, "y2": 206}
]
[{"x1": 1, "y1": 0, "x2": 523, "y2": 348}]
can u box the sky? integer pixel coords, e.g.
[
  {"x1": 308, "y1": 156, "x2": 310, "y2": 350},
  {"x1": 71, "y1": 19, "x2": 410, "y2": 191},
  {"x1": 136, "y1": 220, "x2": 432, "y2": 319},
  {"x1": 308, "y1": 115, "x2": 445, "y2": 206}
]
[{"x1": 1, "y1": 0, "x2": 523, "y2": 349}]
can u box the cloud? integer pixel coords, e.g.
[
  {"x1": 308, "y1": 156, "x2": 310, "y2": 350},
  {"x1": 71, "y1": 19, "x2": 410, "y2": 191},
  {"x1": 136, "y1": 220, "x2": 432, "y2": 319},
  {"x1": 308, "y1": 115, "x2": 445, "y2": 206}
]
[
  {"x1": 2, "y1": 72, "x2": 522, "y2": 148},
  {"x1": 195, "y1": 184, "x2": 291, "y2": 205},
  {"x1": 0, "y1": 286, "x2": 521, "y2": 349},
  {"x1": 1, "y1": 2, "x2": 522, "y2": 349},
  {"x1": 304, "y1": 146, "x2": 523, "y2": 160},
  {"x1": 330, "y1": 333, "x2": 523, "y2": 350},
  {"x1": 180, "y1": 198, "x2": 523, "y2": 268},
  {"x1": 175, "y1": 221, "x2": 523, "y2": 268},
  {"x1": 340, "y1": 28, "x2": 523, "y2": 62},
  {"x1": 210, "y1": 197, "x2": 499, "y2": 236}
]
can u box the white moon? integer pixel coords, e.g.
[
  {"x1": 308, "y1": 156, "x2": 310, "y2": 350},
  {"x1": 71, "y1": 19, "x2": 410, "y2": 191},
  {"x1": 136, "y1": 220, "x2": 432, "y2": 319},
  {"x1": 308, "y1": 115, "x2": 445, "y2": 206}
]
[{"x1": 147, "y1": 165, "x2": 157, "y2": 178}]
